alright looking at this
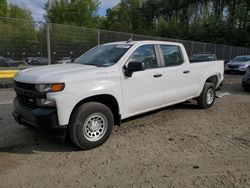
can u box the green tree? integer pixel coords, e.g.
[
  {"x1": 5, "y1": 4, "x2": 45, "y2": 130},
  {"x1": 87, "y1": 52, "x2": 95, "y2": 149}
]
[
  {"x1": 0, "y1": 0, "x2": 7, "y2": 16},
  {"x1": 104, "y1": 0, "x2": 151, "y2": 34},
  {"x1": 8, "y1": 4, "x2": 33, "y2": 20},
  {"x1": 0, "y1": 4, "x2": 39, "y2": 59},
  {"x1": 45, "y1": 0, "x2": 100, "y2": 27},
  {"x1": 103, "y1": 0, "x2": 250, "y2": 47}
]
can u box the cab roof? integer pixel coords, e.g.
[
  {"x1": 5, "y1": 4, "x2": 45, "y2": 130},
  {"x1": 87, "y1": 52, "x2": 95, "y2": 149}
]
[{"x1": 103, "y1": 40, "x2": 182, "y2": 46}]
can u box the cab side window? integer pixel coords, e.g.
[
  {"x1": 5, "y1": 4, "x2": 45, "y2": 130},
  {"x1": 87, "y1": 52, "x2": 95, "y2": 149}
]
[
  {"x1": 160, "y1": 45, "x2": 183, "y2": 66},
  {"x1": 129, "y1": 45, "x2": 158, "y2": 69}
]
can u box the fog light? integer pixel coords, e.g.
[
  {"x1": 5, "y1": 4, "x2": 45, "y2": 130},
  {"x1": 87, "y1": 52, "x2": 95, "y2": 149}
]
[{"x1": 37, "y1": 98, "x2": 56, "y2": 107}]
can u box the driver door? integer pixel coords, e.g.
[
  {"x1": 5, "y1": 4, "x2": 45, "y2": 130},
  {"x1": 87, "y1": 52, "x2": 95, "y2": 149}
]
[{"x1": 122, "y1": 45, "x2": 164, "y2": 117}]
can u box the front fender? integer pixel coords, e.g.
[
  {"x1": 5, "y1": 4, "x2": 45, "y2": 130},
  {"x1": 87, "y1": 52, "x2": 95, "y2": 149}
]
[{"x1": 47, "y1": 79, "x2": 123, "y2": 125}]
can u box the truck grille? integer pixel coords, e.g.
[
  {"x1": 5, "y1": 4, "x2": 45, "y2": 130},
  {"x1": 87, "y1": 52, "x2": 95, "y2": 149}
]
[
  {"x1": 16, "y1": 94, "x2": 37, "y2": 109},
  {"x1": 14, "y1": 81, "x2": 37, "y2": 109},
  {"x1": 14, "y1": 81, "x2": 36, "y2": 91}
]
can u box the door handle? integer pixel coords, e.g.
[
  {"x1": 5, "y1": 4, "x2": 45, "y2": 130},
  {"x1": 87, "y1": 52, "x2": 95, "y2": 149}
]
[
  {"x1": 183, "y1": 70, "x2": 190, "y2": 74},
  {"x1": 153, "y1": 74, "x2": 162, "y2": 78}
]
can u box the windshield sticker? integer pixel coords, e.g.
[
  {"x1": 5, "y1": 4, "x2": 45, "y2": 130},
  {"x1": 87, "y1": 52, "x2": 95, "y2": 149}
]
[{"x1": 116, "y1": 45, "x2": 131, "y2": 49}]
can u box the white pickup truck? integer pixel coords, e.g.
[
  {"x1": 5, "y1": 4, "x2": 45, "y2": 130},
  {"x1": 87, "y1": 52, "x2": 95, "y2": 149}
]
[{"x1": 13, "y1": 41, "x2": 224, "y2": 149}]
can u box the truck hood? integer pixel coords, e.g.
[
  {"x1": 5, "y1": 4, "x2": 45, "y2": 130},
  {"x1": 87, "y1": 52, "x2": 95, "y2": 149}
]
[
  {"x1": 15, "y1": 64, "x2": 100, "y2": 83},
  {"x1": 228, "y1": 61, "x2": 250, "y2": 66}
]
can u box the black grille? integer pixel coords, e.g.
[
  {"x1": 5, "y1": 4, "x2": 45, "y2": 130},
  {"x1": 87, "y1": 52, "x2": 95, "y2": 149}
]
[
  {"x1": 16, "y1": 95, "x2": 37, "y2": 109},
  {"x1": 14, "y1": 81, "x2": 36, "y2": 91},
  {"x1": 14, "y1": 81, "x2": 37, "y2": 109},
  {"x1": 228, "y1": 65, "x2": 239, "y2": 68}
]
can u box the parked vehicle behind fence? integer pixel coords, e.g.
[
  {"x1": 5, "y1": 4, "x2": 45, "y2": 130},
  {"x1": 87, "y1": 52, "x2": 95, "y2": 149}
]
[
  {"x1": 56, "y1": 57, "x2": 73, "y2": 64},
  {"x1": 25, "y1": 57, "x2": 48, "y2": 66},
  {"x1": 13, "y1": 41, "x2": 224, "y2": 149},
  {"x1": 0, "y1": 56, "x2": 18, "y2": 67},
  {"x1": 225, "y1": 55, "x2": 250, "y2": 74}
]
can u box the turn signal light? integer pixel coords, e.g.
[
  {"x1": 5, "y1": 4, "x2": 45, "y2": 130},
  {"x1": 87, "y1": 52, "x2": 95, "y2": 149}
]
[{"x1": 51, "y1": 83, "x2": 65, "y2": 92}]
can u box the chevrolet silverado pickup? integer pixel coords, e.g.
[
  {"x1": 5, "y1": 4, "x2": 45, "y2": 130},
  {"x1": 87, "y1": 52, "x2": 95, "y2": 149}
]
[{"x1": 13, "y1": 41, "x2": 224, "y2": 149}]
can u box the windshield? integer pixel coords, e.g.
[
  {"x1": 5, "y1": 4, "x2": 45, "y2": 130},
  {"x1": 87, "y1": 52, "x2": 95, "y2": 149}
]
[
  {"x1": 232, "y1": 56, "x2": 250, "y2": 62},
  {"x1": 74, "y1": 44, "x2": 132, "y2": 67}
]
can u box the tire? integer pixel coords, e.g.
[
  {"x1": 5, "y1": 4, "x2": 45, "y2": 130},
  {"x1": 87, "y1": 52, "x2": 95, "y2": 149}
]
[
  {"x1": 225, "y1": 70, "x2": 231, "y2": 74},
  {"x1": 243, "y1": 87, "x2": 250, "y2": 92},
  {"x1": 69, "y1": 102, "x2": 114, "y2": 149},
  {"x1": 240, "y1": 71, "x2": 246, "y2": 75},
  {"x1": 197, "y1": 83, "x2": 216, "y2": 109}
]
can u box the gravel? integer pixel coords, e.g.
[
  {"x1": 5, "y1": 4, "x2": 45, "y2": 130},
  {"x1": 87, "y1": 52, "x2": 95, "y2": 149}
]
[{"x1": 0, "y1": 74, "x2": 249, "y2": 187}]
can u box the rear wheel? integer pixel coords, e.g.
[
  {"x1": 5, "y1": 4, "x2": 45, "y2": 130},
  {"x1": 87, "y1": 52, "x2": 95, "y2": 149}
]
[
  {"x1": 197, "y1": 83, "x2": 216, "y2": 109},
  {"x1": 69, "y1": 102, "x2": 114, "y2": 149}
]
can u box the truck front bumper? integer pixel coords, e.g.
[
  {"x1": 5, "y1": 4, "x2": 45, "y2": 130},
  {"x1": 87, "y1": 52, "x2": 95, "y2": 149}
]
[{"x1": 13, "y1": 98, "x2": 67, "y2": 135}]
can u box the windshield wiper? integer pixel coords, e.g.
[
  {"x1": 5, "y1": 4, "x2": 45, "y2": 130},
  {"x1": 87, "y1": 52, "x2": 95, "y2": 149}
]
[
  {"x1": 85, "y1": 63, "x2": 108, "y2": 67},
  {"x1": 75, "y1": 62, "x2": 106, "y2": 67},
  {"x1": 81, "y1": 63, "x2": 99, "y2": 67}
]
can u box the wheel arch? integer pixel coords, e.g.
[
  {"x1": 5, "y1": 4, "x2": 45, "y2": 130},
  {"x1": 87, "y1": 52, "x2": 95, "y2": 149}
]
[
  {"x1": 205, "y1": 75, "x2": 219, "y2": 87},
  {"x1": 196, "y1": 74, "x2": 220, "y2": 97},
  {"x1": 69, "y1": 94, "x2": 121, "y2": 126}
]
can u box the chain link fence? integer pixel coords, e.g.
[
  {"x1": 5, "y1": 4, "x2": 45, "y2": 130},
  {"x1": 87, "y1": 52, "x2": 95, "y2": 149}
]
[{"x1": 0, "y1": 16, "x2": 250, "y2": 69}]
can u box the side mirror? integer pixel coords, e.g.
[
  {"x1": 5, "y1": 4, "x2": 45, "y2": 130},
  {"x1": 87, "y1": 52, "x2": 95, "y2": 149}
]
[{"x1": 124, "y1": 61, "x2": 145, "y2": 77}]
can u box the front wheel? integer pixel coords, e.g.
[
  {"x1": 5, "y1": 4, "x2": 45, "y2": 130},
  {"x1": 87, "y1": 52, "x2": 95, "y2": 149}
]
[
  {"x1": 243, "y1": 87, "x2": 250, "y2": 92},
  {"x1": 197, "y1": 83, "x2": 216, "y2": 109},
  {"x1": 69, "y1": 102, "x2": 114, "y2": 149}
]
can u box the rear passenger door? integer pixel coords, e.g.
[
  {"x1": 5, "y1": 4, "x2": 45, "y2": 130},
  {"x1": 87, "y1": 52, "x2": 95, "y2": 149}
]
[
  {"x1": 122, "y1": 45, "x2": 164, "y2": 116},
  {"x1": 158, "y1": 45, "x2": 191, "y2": 104}
]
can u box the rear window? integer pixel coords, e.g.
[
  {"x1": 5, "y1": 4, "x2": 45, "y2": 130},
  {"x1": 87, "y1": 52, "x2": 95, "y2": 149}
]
[{"x1": 160, "y1": 45, "x2": 183, "y2": 66}]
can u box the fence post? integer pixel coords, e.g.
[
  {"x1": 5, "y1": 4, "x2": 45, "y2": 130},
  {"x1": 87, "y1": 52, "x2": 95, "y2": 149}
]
[
  {"x1": 98, "y1": 29, "x2": 100, "y2": 45},
  {"x1": 191, "y1": 41, "x2": 194, "y2": 55},
  {"x1": 46, "y1": 23, "x2": 52, "y2": 65},
  {"x1": 223, "y1": 45, "x2": 226, "y2": 60},
  {"x1": 229, "y1": 47, "x2": 233, "y2": 59}
]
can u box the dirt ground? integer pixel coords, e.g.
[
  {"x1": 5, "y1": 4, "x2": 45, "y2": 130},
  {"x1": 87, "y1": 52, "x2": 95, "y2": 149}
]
[{"x1": 0, "y1": 74, "x2": 249, "y2": 188}]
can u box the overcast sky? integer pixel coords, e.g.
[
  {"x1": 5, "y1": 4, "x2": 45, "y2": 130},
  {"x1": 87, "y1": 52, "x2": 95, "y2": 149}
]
[{"x1": 7, "y1": 0, "x2": 120, "y2": 22}]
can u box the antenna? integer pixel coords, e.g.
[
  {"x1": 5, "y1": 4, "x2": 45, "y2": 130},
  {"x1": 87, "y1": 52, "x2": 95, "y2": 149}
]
[{"x1": 127, "y1": 38, "x2": 133, "y2": 43}]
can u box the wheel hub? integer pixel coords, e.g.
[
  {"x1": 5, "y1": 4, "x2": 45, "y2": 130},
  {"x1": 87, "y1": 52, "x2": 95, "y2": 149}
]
[
  {"x1": 83, "y1": 113, "x2": 107, "y2": 142},
  {"x1": 206, "y1": 88, "x2": 214, "y2": 105},
  {"x1": 89, "y1": 120, "x2": 100, "y2": 132}
]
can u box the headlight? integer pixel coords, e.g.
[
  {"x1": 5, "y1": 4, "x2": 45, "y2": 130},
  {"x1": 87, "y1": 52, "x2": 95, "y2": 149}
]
[
  {"x1": 239, "y1": 64, "x2": 247, "y2": 68},
  {"x1": 36, "y1": 98, "x2": 56, "y2": 107},
  {"x1": 36, "y1": 83, "x2": 65, "y2": 93}
]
